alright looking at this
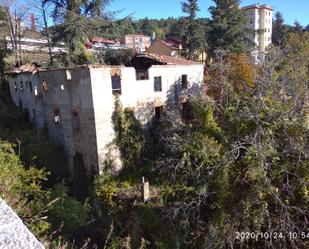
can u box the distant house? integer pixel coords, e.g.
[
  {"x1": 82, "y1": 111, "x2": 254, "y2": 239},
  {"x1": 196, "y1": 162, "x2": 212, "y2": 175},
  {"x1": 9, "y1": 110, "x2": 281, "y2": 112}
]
[
  {"x1": 5, "y1": 30, "x2": 66, "y2": 53},
  {"x1": 121, "y1": 35, "x2": 151, "y2": 53},
  {"x1": 88, "y1": 37, "x2": 125, "y2": 50},
  {"x1": 147, "y1": 38, "x2": 183, "y2": 58},
  {"x1": 90, "y1": 37, "x2": 118, "y2": 46},
  {"x1": 147, "y1": 38, "x2": 207, "y2": 62}
]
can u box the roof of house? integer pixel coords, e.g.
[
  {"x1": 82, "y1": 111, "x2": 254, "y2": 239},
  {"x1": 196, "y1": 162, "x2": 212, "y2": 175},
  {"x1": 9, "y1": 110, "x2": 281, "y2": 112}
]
[
  {"x1": 161, "y1": 38, "x2": 182, "y2": 50},
  {"x1": 91, "y1": 37, "x2": 116, "y2": 44},
  {"x1": 242, "y1": 4, "x2": 273, "y2": 11},
  {"x1": 125, "y1": 34, "x2": 151, "y2": 38},
  {"x1": 135, "y1": 53, "x2": 202, "y2": 65}
]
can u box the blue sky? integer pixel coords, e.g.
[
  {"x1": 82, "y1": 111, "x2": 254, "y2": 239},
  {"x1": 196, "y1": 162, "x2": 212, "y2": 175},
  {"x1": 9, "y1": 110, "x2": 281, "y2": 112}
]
[{"x1": 106, "y1": 0, "x2": 309, "y2": 26}]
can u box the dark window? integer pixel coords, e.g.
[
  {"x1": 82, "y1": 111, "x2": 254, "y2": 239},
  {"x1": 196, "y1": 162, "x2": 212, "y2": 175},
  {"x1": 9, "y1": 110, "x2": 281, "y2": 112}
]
[
  {"x1": 136, "y1": 70, "x2": 149, "y2": 80},
  {"x1": 71, "y1": 110, "x2": 80, "y2": 132},
  {"x1": 29, "y1": 81, "x2": 33, "y2": 92},
  {"x1": 20, "y1": 82, "x2": 23, "y2": 91},
  {"x1": 155, "y1": 106, "x2": 163, "y2": 120},
  {"x1": 32, "y1": 109, "x2": 36, "y2": 121},
  {"x1": 154, "y1": 76, "x2": 162, "y2": 92},
  {"x1": 182, "y1": 102, "x2": 195, "y2": 122},
  {"x1": 14, "y1": 82, "x2": 17, "y2": 91},
  {"x1": 182, "y1": 74, "x2": 188, "y2": 89},
  {"x1": 54, "y1": 109, "x2": 61, "y2": 124},
  {"x1": 111, "y1": 75, "x2": 121, "y2": 95},
  {"x1": 18, "y1": 100, "x2": 23, "y2": 108}
]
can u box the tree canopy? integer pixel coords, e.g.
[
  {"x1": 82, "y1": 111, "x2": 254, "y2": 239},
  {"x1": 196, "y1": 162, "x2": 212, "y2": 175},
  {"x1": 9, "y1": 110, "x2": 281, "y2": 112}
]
[{"x1": 207, "y1": 0, "x2": 250, "y2": 55}]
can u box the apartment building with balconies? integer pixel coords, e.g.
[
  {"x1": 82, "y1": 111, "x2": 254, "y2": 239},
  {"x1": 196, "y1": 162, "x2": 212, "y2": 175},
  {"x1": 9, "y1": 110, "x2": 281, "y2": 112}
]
[{"x1": 242, "y1": 4, "x2": 273, "y2": 60}]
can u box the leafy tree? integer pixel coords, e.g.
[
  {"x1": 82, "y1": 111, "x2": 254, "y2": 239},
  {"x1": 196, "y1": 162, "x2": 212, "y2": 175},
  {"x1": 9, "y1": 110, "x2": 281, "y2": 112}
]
[
  {"x1": 112, "y1": 98, "x2": 145, "y2": 169},
  {"x1": 48, "y1": 183, "x2": 91, "y2": 237},
  {"x1": 140, "y1": 17, "x2": 155, "y2": 36},
  {"x1": 46, "y1": 0, "x2": 111, "y2": 64},
  {"x1": 207, "y1": 0, "x2": 250, "y2": 55},
  {"x1": 292, "y1": 20, "x2": 303, "y2": 33},
  {"x1": 0, "y1": 140, "x2": 51, "y2": 236},
  {"x1": 157, "y1": 38, "x2": 309, "y2": 248},
  {"x1": 97, "y1": 48, "x2": 136, "y2": 65}
]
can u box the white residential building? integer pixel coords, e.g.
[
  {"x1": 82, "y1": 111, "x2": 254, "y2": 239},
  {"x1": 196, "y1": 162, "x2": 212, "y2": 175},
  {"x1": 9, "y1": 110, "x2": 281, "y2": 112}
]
[
  {"x1": 242, "y1": 4, "x2": 273, "y2": 60},
  {"x1": 6, "y1": 54, "x2": 204, "y2": 180}
]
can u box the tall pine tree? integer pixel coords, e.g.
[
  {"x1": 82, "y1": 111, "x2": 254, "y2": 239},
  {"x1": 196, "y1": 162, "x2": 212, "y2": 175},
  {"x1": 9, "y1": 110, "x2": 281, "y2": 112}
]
[
  {"x1": 207, "y1": 0, "x2": 249, "y2": 55},
  {"x1": 272, "y1": 12, "x2": 287, "y2": 47},
  {"x1": 181, "y1": 0, "x2": 206, "y2": 60}
]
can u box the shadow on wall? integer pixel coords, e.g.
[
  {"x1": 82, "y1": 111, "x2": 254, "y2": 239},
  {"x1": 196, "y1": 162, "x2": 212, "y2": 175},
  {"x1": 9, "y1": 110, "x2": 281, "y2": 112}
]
[
  {"x1": 72, "y1": 152, "x2": 89, "y2": 200},
  {"x1": 100, "y1": 77, "x2": 204, "y2": 177},
  {"x1": 164, "y1": 77, "x2": 205, "y2": 125}
]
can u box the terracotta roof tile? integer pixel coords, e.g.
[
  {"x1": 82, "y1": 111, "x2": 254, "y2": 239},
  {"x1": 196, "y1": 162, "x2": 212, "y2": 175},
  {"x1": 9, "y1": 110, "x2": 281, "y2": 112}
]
[
  {"x1": 91, "y1": 37, "x2": 116, "y2": 44},
  {"x1": 137, "y1": 53, "x2": 202, "y2": 65}
]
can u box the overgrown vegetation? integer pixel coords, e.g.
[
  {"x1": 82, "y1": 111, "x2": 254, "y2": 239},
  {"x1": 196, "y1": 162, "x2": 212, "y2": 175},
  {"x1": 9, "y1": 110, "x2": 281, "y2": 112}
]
[
  {"x1": 155, "y1": 34, "x2": 309, "y2": 249},
  {"x1": 112, "y1": 98, "x2": 145, "y2": 170}
]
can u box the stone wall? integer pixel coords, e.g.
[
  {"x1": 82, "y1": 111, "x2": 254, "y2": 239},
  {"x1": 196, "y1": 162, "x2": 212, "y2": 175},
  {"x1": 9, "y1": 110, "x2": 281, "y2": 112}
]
[
  {"x1": 8, "y1": 67, "x2": 99, "y2": 178},
  {"x1": 7, "y1": 63, "x2": 204, "y2": 176}
]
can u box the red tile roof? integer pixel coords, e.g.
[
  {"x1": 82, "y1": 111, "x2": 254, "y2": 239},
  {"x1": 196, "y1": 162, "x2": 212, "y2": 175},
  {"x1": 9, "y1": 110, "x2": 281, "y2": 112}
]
[
  {"x1": 136, "y1": 53, "x2": 202, "y2": 65},
  {"x1": 91, "y1": 37, "x2": 116, "y2": 44},
  {"x1": 161, "y1": 38, "x2": 182, "y2": 50}
]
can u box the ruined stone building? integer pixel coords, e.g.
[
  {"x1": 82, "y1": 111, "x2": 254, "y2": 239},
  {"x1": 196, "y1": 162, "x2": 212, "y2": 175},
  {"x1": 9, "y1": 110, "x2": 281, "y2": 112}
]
[{"x1": 6, "y1": 53, "x2": 204, "y2": 178}]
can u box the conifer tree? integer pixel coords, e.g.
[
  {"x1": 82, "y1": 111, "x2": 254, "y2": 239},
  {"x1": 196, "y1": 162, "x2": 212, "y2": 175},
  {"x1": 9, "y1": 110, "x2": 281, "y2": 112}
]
[
  {"x1": 272, "y1": 12, "x2": 287, "y2": 46},
  {"x1": 181, "y1": 0, "x2": 206, "y2": 60},
  {"x1": 46, "y1": 0, "x2": 111, "y2": 64},
  {"x1": 207, "y1": 0, "x2": 249, "y2": 55}
]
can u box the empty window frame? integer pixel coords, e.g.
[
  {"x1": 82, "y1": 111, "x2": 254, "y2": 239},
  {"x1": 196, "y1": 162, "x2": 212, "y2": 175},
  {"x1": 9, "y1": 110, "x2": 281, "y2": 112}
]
[
  {"x1": 182, "y1": 74, "x2": 188, "y2": 89},
  {"x1": 14, "y1": 82, "x2": 17, "y2": 91},
  {"x1": 111, "y1": 75, "x2": 121, "y2": 95},
  {"x1": 42, "y1": 80, "x2": 48, "y2": 92},
  {"x1": 182, "y1": 101, "x2": 195, "y2": 122},
  {"x1": 29, "y1": 81, "x2": 33, "y2": 92},
  {"x1": 136, "y1": 70, "x2": 149, "y2": 80},
  {"x1": 20, "y1": 81, "x2": 23, "y2": 91},
  {"x1": 71, "y1": 110, "x2": 81, "y2": 132},
  {"x1": 154, "y1": 76, "x2": 162, "y2": 92},
  {"x1": 54, "y1": 109, "x2": 61, "y2": 124}
]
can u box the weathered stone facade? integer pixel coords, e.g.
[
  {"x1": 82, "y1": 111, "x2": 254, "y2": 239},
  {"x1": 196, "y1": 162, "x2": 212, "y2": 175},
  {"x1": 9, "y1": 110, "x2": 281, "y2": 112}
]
[{"x1": 6, "y1": 57, "x2": 204, "y2": 177}]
